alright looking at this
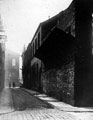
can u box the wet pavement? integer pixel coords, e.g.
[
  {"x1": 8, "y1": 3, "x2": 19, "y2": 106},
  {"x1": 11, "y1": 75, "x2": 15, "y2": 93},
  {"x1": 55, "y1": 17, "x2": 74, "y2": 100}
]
[
  {"x1": 0, "y1": 88, "x2": 14, "y2": 114},
  {"x1": 12, "y1": 88, "x2": 53, "y2": 110},
  {"x1": 0, "y1": 88, "x2": 93, "y2": 120},
  {"x1": 22, "y1": 88, "x2": 93, "y2": 120}
]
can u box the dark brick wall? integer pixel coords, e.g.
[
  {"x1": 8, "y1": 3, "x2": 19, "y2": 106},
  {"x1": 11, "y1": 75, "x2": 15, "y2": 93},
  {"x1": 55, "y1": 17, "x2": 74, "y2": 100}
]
[
  {"x1": 22, "y1": 1, "x2": 75, "y2": 105},
  {"x1": 41, "y1": 60, "x2": 75, "y2": 105},
  {"x1": 57, "y1": 0, "x2": 75, "y2": 37},
  {"x1": 40, "y1": 1, "x2": 75, "y2": 105}
]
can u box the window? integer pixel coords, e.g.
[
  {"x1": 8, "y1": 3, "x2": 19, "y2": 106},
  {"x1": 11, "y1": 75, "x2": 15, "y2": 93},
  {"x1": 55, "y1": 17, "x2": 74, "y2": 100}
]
[
  {"x1": 33, "y1": 43, "x2": 35, "y2": 55},
  {"x1": 38, "y1": 32, "x2": 40, "y2": 47},
  {"x1": 12, "y1": 58, "x2": 16, "y2": 66},
  {"x1": 35, "y1": 38, "x2": 38, "y2": 50},
  {"x1": 35, "y1": 38, "x2": 37, "y2": 50}
]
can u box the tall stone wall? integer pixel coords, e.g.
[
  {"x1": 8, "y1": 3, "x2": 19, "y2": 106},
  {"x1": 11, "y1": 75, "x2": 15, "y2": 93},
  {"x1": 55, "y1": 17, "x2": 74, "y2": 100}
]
[{"x1": 41, "y1": 60, "x2": 75, "y2": 105}]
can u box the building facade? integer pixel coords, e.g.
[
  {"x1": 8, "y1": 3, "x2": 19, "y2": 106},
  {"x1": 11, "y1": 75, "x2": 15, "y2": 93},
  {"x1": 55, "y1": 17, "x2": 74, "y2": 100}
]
[
  {"x1": 5, "y1": 49, "x2": 20, "y2": 88},
  {"x1": 22, "y1": 1, "x2": 75, "y2": 104},
  {"x1": 0, "y1": 15, "x2": 6, "y2": 89},
  {"x1": 22, "y1": 0, "x2": 93, "y2": 107}
]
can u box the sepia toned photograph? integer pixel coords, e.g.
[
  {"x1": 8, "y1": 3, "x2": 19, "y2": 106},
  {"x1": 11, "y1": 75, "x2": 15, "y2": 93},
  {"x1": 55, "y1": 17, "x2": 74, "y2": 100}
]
[{"x1": 0, "y1": 0, "x2": 93, "y2": 119}]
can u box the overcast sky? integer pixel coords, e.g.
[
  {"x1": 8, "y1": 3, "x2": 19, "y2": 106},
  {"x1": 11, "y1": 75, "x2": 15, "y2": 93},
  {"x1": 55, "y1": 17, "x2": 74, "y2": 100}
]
[{"x1": 0, "y1": 0, "x2": 72, "y2": 54}]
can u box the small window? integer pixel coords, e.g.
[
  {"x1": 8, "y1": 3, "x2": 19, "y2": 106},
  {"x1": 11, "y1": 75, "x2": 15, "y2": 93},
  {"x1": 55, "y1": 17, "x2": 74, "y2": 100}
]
[
  {"x1": 38, "y1": 32, "x2": 40, "y2": 47},
  {"x1": 12, "y1": 59, "x2": 16, "y2": 66},
  {"x1": 33, "y1": 43, "x2": 35, "y2": 55}
]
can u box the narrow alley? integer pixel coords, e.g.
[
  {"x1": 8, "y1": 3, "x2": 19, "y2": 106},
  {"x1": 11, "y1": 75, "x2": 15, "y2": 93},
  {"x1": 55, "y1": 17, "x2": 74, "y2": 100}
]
[
  {"x1": 1, "y1": 0, "x2": 93, "y2": 120},
  {"x1": 0, "y1": 88, "x2": 80, "y2": 120}
]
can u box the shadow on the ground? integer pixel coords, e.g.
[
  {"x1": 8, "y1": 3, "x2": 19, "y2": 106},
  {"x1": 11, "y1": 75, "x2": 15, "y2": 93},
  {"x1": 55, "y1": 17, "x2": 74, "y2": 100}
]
[{"x1": 11, "y1": 89, "x2": 53, "y2": 111}]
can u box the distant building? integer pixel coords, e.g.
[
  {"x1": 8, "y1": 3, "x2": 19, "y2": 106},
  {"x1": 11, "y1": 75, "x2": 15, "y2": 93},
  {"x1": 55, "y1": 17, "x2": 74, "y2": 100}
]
[
  {"x1": 19, "y1": 55, "x2": 23, "y2": 84},
  {"x1": 5, "y1": 49, "x2": 20, "y2": 88},
  {"x1": 0, "y1": 15, "x2": 6, "y2": 89}
]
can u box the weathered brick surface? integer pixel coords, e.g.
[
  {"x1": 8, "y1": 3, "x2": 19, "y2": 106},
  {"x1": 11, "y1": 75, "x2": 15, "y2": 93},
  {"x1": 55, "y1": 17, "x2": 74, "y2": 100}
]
[
  {"x1": 57, "y1": 1, "x2": 75, "y2": 37},
  {"x1": 40, "y1": 1, "x2": 75, "y2": 106},
  {"x1": 41, "y1": 61, "x2": 75, "y2": 105},
  {"x1": 22, "y1": 1, "x2": 75, "y2": 106}
]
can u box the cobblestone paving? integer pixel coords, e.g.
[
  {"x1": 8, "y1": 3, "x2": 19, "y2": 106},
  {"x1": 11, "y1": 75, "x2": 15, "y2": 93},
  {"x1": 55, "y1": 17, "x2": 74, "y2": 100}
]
[
  {"x1": 23, "y1": 88, "x2": 93, "y2": 120},
  {"x1": 11, "y1": 88, "x2": 79, "y2": 120},
  {"x1": 0, "y1": 88, "x2": 82, "y2": 120},
  {"x1": 0, "y1": 109, "x2": 79, "y2": 120}
]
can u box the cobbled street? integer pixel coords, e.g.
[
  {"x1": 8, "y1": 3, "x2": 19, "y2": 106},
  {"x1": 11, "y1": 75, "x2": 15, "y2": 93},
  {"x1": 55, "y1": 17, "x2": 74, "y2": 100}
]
[{"x1": 0, "y1": 88, "x2": 80, "y2": 120}]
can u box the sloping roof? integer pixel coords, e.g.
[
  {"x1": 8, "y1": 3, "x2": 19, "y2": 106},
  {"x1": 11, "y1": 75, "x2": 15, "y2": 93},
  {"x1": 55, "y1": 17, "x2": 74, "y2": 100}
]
[
  {"x1": 41, "y1": 0, "x2": 75, "y2": 40},
  {"x1": 31, "y1": 0, "x2": 75, "y2": 44},
  {"x1": 24, "y1": 0, "x2": 75, "y2": 65},
  {"x1": 35, "y1": 27, "x2": 75, "y2": 59}
]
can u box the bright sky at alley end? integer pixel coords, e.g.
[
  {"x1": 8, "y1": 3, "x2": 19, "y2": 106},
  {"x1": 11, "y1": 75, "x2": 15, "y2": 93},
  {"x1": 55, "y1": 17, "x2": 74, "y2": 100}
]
[{"x1": 0, "y1": 0, "x2": 72, "y2": 54}]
